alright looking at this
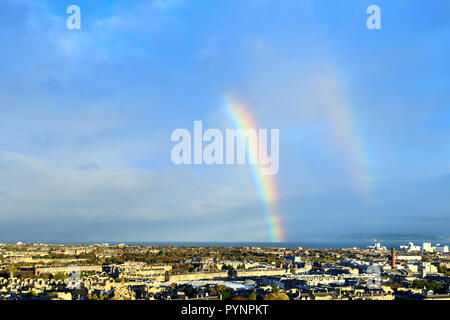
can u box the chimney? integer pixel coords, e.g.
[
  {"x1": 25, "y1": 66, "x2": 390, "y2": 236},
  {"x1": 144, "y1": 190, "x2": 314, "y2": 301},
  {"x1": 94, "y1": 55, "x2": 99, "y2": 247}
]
[{"x1": 391, "y1": 248, "x2": 396, "y2": 269}]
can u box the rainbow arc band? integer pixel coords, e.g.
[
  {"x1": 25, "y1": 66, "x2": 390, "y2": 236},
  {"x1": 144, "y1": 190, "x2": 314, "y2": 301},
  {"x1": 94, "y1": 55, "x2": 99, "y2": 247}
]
[{"x1": 224, "y1": 95, "x2": 284, "y2": 242}]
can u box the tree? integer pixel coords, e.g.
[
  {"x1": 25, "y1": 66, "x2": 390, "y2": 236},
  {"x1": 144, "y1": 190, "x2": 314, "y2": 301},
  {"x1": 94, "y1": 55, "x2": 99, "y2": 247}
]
[
  {"x1": 248, "y1": 291, "x2": 257, "y2": 300},
  {"x1": 438, "y1": 265, "x2": 450, "y2": 276},
  {"x1": 38, "y1": 273, "x2": 51, "y2": 280},
  {"x1": 264, "y1": 292, "x2": 289, "y2": 300},
  {"x1": 27, "y1": 291, "x2": 39, "y2": 298},
  {"x1": 413, "y1": 280, "x2": 447, "y2": 294},
  {"x1": 221, "y1": 290, "x2": 232, "y2": 300},
  {"x1": 387, "y1": 282, "x2": 402, "y2": 290},
  {"x1": 212, "y1": 285, "x2": 232, "y2": 300},
  {"x1": 8, "y1": 265, "x2": 17, "y2": 278},
  {"x1": 221, "y1": 264, "x2": 234, "y2": 272},
  {"x1": 53, "y1": 272, "x2": 67, "y2": 281},
  {"x1": 272, "y1": 284, "x2": 279, "y2": 294}
]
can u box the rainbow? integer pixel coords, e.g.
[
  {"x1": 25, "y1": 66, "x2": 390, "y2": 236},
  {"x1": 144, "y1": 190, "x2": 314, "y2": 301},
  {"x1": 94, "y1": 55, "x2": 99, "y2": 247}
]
[
  {"x1": 224, "y1": 95, "x2": 284, "y2": 242},
  {"x1": 314, "y1": 71, "x2": 371, "y2": 193},
  {"x1": 326, "y1": 100, "x2": 370, "y2": 192}
]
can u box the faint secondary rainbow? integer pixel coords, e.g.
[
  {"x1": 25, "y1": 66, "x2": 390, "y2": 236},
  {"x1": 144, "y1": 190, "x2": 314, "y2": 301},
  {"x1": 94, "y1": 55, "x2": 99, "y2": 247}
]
[
  {"x1": 224, "y1": 95, "x2": 284, "y2": 242},
  {"x1": 327, "y1": 99, "x2": 371, "y2": 193},
  {"x1": 314, "y1": 71, "x2": 371, "y2": 193}
]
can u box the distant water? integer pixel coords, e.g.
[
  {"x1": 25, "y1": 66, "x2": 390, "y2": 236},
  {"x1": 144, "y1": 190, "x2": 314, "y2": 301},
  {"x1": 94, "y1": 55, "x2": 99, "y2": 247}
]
[
  {"x1": 6, "y1": 239, "x2": 449, "y2": 249},
  {"x1": 125, "y1": 240, "x2": 449, "y2": 249}
]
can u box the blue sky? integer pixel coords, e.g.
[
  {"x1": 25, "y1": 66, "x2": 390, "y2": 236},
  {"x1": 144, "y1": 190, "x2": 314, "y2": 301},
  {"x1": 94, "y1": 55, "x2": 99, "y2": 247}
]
[{"x1": 0, "y1": 0, "x2": 449, "y2": 242}]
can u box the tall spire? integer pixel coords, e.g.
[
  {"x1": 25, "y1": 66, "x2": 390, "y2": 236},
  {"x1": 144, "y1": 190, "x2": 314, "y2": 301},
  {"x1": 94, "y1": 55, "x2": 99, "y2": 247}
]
[{"x1": 391, "y1": 248, "x2": 396, "y2": 269}]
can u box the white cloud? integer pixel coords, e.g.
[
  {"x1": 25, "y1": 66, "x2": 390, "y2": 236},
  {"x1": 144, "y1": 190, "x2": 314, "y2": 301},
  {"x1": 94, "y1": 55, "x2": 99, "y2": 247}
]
[{"x1": 0, "y1": 151, "x2": 257, "y2": 223}]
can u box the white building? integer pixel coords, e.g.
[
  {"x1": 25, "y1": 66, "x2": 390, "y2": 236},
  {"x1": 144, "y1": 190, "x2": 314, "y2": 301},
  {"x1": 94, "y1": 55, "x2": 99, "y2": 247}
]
[
  {"x1": 436, "y1": 245, "x2": 449, "y2": 253},
  {"x1": 284, "y1": 256, "x2": 302, "y2": 263},
  {"x1": 421, "y1": 262, "x2": 438, "y2": 273},
  {"x1": 396, "y1": 255, "x2": 422, "y2": 261},
  {"x1": 406, "y1": 264, "x2": 418, "y2": 272},
  {"x1": 367, "y1": 242, "x2": 387, "y2": 251},
  {"x1": 402, "y1": 242, "x2": 421, "y2": 252},
  {"x1": 422, "y1": 242, "x2": 433, "y2": 253}
]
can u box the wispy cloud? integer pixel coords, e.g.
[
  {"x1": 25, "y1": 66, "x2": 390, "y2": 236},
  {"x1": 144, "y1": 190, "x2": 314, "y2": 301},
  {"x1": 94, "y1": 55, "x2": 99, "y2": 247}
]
[{"x1": 0, "y1": 152, "x2": 258, "y2": 225}]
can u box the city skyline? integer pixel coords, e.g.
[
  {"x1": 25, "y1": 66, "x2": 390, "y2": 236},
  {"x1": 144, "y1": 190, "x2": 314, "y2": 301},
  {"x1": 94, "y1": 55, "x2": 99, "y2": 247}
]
[{"x1": 0, "y1": 0, "x2": 449, "y2": 242}]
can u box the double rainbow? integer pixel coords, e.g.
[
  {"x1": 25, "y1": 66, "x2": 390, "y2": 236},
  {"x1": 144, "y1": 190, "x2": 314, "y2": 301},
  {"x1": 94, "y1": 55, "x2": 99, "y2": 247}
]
[{"x1": 224, "y1": 95, "x2": 284, "y2": 242}]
